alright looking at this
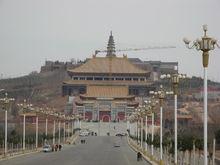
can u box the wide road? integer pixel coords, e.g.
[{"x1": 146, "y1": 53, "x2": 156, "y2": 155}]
[{"x1": 0, "y1": 136, "x2": 151, "y2": 165}]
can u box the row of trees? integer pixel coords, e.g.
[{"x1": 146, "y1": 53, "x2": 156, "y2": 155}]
[
  {"x1": 130, "y1": 132, "x2": 203, "y2": 155},
  {"x1": 129, "y1": 128, "x2": 220, "y2": 160},
  {"x1": 0, "y1": 127, "x2": 80, "y2": 146}
]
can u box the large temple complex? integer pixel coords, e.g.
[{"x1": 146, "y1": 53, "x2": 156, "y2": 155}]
[{"x1": 62, "y1": 33, "x2": 177, "y2": 122}]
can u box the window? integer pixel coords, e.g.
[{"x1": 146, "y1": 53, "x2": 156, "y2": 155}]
[
  {"x1": 73, "y1": 77, "x2": 78, "y2": 80},
  {"x1": 94, "y1": 77, "x2": 103, "y2": 80},
  {"x1": 125, "y1": 78, "x2": 132, "y2": 81},
  {"x1": 104, "y1": 77, "x2": 110, "y2": 80},
  {"x1": 86, "y1": 77, "x2": 93, "y2": 80},
  {"x1": 116, "y1": 77, "x2": 124, "y2": 80},
  {"x1": 133, "y1": 78, "x2": 138, "y2": 81},
  {"x1": 140, "y1": 78, "x2": 145, "y2": 81},
  {"x1": 79, "y1": 77, "x2": 85, "y2": 80}
]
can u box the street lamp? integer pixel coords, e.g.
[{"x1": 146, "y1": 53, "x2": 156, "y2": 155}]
[
  {"x1": 49, "y1": 110, "x2": 57, "y2": 145},
  {"x1": 183, "y1": 25, "x2": 220, "y2": 165},
  {"x1": 145, "y1": 96, "x2": 158, "y2": 157},
  {"x1": 161, "y1": 67, "x2": 186, "y2": 164},
  {"x1": 34, "y1": 107, "x2": 42, "y2": 150},
  {"x1": 0, "y1": 92, "x2": 15, "y2": 156},
  {"x1": 71, "y1": 115, "x2": 75, "y2": 136},
  {"x1": 150, "y1": 85, "x2": 173, "y2": 165},
  {"x1": 17, "y1": 99, "x2": 33, "y2": 151}
]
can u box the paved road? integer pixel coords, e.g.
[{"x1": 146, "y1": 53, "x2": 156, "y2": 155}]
[
  {"x1": 81, "y1": 121, "x2": 127, "y2": 136},
  {"x1": 0, "y1": 136, "x2": 151, "y2": 165}
]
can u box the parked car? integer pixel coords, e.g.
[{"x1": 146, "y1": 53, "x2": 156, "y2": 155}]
[
  {"x1": 43, "y1": 145, "x2": 52, "y2": 152},
  {"x1": 114, "y1": 141, "x2": 120, "y2": 147},
  {"x1": 79, "y1": 130, "x2": 89, "y2": 136},
  {"x1": 115, "y1": 133, "x2": 126, "y2": 136}
]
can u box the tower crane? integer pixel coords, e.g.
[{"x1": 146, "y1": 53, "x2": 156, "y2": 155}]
[{"x1": 94, "y1": 45, "x2": 176, "y2": 55}]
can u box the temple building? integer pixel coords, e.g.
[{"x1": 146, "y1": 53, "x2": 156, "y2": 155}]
[{"x1": 62, "y1": 33, "x2": 177, "y2": 122}]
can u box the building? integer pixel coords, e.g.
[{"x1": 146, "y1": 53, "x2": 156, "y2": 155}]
[
  {"x1": 193, "y1": 87, "x2": 220, "y2": 101},
  {"x1": 62, "y1": 33, "x2": 178, "y2": 122}
]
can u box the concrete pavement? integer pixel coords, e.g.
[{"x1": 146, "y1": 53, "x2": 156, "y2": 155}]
[{"x1": 0, "y1": 136, "x2": 151, "y2": 165}]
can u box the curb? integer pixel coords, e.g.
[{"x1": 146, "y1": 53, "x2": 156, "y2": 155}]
[
  {"x1": 0, "y1": 149, "x2": 41, "y2": 161},
  {"x1": 127, "y1": 137, "x2": 158, "y2": 165}
]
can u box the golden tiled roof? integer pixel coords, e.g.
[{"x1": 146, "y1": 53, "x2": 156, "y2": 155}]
[
  {"x1": 82, "y1": 85, "x2": 129, "y2": 98},
  {"x1": 68, "y1": 56, "x2": 148, "y2": 74}
]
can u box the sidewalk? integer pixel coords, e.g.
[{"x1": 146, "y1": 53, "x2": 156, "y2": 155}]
[
  {"x1": 127, "y1": 137, "x2": 158, "y2": 165},
  {"x1": 215, "y1": 150, "x2": 220, "y2": 161},
  {"x1": 0, "y1": 134, "x2": 79, "y2": 161},
  {"x1": 0, "y1": 148, "x2": 41, "y2": 161},
  {"x1": 66, "y1": 132, "x2": 79, "y2": 145}
]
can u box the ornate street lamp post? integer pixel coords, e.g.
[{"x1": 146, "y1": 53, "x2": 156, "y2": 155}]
[
  {"x1": 150, "y1": 85, "x2": 173, "y2": 165},
  {"x1": 183, "y1": 25, "x2": 220, "y2": 165},
  {"x1": 161, "y1": 68, "x2": 186, "y2": 164},
  {"x1": 17, "y1": 99, "x2": 33, "y2": 151},
  {"x1": 145, "y1": 96, "x2": 158, "y2": 157},
  {"x1": 0, "y1": 92, "x2": 15, "y2": 156},
  {"x1": 34, "y1": 108, "x2": 41, "y2": 149}
]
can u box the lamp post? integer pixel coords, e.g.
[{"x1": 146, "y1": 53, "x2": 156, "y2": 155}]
[
  {"x1": 0, "y1": 92, "x2": 15, "y2": 156},
  {"x1": 52, "y1": 112, "x2": 56, "y2": 145},
  {"x1": 58, "y1": 114, "x2": 61, "y2": 144},
  {"x1": 161, "y1": 68, "x2": 186, "y2": 164},
  {"x1": 17, "y1": 99, "x2": 33, "y2": 151},
  {"x1": 183, "y1": 25, "x2": 220, "y2": 165},
  {"x1": 63, "y1": 115, "x2": 66, "y2": 143},
  {"x1": 35, "y1": 108, "x2": 39, "y2": 149},
  {"x1": 145, "y1": 96, "x2": 158, "y2": 157},
  {"x1": 150, "y1": 85, "x2": 173, "y2": 164},
  {"x1": 71, "y1": 115, "x2": 75, "y2": 135}
]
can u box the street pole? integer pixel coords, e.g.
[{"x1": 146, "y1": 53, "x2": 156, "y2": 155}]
[
  {"x1": 151, "y1": 113, "x2": 154, "y2": 156},
  {"x1": 137, "y1": 119, "x2": 139, "y2": 144},
  {"x1": 4, "y1": 110, "x2": 7, "y2": 155},
  {"x1": 141, "y1": 117, "x2": 143, "y2": 149},
  {"x1": 183, "y1": 25, "x2": 220, "y2": 165},
  {"x1": 63, "y1": 121, "x2": 65, "y2": 143},
  {"x1": 35, "y1": 116, "x2": 38, "y2": 149},
  {"x1": 58, "y1": 121, "x2": 61, "y2": 144},
  {"x1": 193, "y1": 141, "x2": 195, "y2": 165},
  {"x1": 23, "y1": 114, "x2": 26, "y2": 151},
  {"x1": 68, "y1": 122, "x2": 70, "y2": 138},
  {"x1": 213, "y1": 138, "x2": 216, "y2": 165},
  {"x1": 145, "y1": 115, "x2": 148, "y2": 151},
  {"x1": 45, "y1": 118, "x2": 48, "y2": 136},
  {"x1": 72, "y1": 121, "x2": 74, "y2": 135},
  {"x1": 1, "y1": 93, "x2": 14, "y2": 155},
  {"x1": 53, "y1": 120, "x2": 55, "y2": 145},
  {"x1": 174, "y1": 94, "x2": 177, "y2": 164},
  {"x1": 160, "y1": 106, "x2": 163, "y2": 163},
  {"x1": 204, "y1": 67, "x2": 208, "y2": 165}
]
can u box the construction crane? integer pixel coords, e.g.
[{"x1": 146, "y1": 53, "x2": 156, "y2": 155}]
[{"x1": 94, "y1": 45, "x2": 176, "y2": 55}]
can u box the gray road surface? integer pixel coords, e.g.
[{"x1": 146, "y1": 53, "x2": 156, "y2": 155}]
[{"x1": 0, "y1": 136, "x2": 151, "y2": 165}]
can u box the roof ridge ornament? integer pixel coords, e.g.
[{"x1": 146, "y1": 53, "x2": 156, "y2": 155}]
[{"x1": 106, "y1": 31, "x2": 116, "y2": 57}]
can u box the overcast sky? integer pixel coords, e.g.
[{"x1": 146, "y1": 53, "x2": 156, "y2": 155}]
[{"x1": 0, "y1": 0, "x2": 220, "y2": 81}]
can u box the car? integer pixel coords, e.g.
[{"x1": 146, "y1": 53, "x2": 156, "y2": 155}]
[
  {"x1": 115, "y1": 133, "x2": 127, "y2": 136},
  {"x1": 43, "y1": 145, "x2": 52, "y2": 152},
  {"x1": 114, "y1": 141, "x2": 120, "y2": 147},
  {"x1": 121, "y1": 133, "x2": 127, "y2": 136},
  {"x1": 115, "y1": 133, "x2": 123, "y2": 137},
  {"x1": 79, "y1": 131, "x2": 89, "y2": 136}
]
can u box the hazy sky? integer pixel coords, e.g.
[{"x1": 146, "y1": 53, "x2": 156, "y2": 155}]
[{"x1": 0, "y1": 0, "x2": 220, "y2": 81}]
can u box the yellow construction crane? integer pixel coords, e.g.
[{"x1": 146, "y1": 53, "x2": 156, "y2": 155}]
[{"x1": 95, "y1": 45, "x2": 176, "y2": 55}]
